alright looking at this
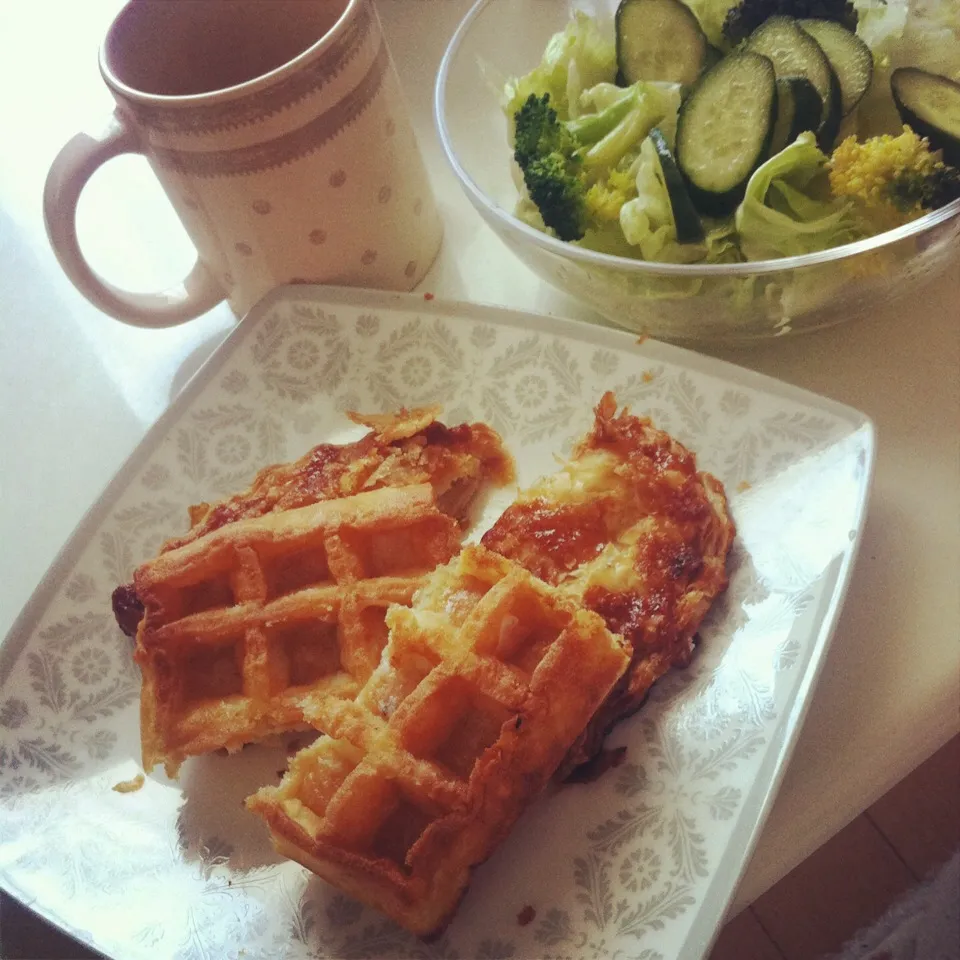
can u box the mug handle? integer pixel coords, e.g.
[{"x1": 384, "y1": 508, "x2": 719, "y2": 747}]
[{"x1": 43, "y1": 110, "x2": 226, "y2": 328}]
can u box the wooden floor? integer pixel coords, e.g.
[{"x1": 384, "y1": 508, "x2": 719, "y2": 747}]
[
  {"x1": 711, "y1": 733, "x2": 960, "y2": 960},
  {"x1": 1, "y1": 735, "x2": 958, "y2": 959}
]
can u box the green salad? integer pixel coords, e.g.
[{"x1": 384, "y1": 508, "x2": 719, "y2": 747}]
[{"x1": 502, "y1": 0, "x2": 960, "y2": 267}]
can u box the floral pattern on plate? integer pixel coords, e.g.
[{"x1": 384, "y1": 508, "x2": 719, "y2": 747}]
[{"x1": 0, "y1": 287, "x2": 873, "y2": 960}]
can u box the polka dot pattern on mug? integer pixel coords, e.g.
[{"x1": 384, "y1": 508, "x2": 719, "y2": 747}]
[
  {"x1": 309, "y1": 229, "x2": 327, "y2": 245},
  {"x1": 361, "y1": 249, "x2": 377, "y2": 266},
  {"x1": 329, "y1": 169, "x2": 346, "y2": 188},
  {"x1": 252, "y1": 200, "x2": 272, "y2": 215},
  {"x1": 378, "y1": 186, "x2": 391, "y2": 203},
  {"x1": 235, "y1": 242, "x2": 253, "y2": 256}
]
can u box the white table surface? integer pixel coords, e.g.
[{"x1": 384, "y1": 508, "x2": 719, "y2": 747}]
[{"x1": 0, "y1": 0, "x2": 957, "y2": 942}]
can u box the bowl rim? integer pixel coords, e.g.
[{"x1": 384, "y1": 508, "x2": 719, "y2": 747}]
[{"x1": 434, "y1": 0, "x2": 960, "y2": 278}]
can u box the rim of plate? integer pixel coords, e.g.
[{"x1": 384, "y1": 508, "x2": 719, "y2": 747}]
[
  {"x1": 0, "y1": 283, "x2": 877, "y2": 960},
  {"x1": 434, "y1": 0, "x2": 960, "y2": 279}
]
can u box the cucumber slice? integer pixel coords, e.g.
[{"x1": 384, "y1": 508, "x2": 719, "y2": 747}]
[
  {"x1": 769, "y1": 76, "x2": 823, "y2": 154},
  {"x1": 615, "y1": 0, "x2": 708, "y2": 87},
  {"x1": 649, "y1": 127, "x2": 705, "y2": 243},
  {"x1": 746, "y1": 16, "x2": 841, "y2": 150},
  {"x1": 818, "y1": 71, "x2": 842, "y2": 149},
  {"x1": 891, "y1": 68, "x2": 960, "y2": 168},
  {"x1": 704, "y1": 45, "x2": 723, "y2": 73},
  {"x1": 675, "y1": 52, "x2": 777, "y2": 215},
  {"x1": 799, "y1": 19, "x2": 873, "y2": 115}
]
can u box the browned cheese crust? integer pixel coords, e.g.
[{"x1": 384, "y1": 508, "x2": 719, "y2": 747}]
[
  {"x1": 481, "y1": 392, "x2": 735, "y2": 773},
  {"x1": 112, "y1": 407, "x2": 514, "y2": 636},
  {"x1": 171, "y1": 406, "x2": 514, "y2": 548}
]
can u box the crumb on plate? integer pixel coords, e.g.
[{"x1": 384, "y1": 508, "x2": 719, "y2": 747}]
[
  {"x1": 112, "y1": 773, "x2": 145, "y2": 794},
  {"x1": 642, "y1": 370, "x2": 655, "y2": 383},
  {"x1": 737, "y1": 480, "x2": 752, "y2": 492}
]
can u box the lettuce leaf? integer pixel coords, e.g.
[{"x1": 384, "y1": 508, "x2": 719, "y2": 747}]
[
  {"x1": 618, "y1": 138, "x2": 686, "y2": 260},
  {"x1": 851, "y1": 0, "x2": 910, "y2": 137},
  {"x1": 502, "y1": 11, "x2": 616, "y2": 121},
  {"x1": 890, "y1": 0, "x2": 960, "y2": 82},
  {"x1": 850, "y1": 0, "x2": 960, "y2": 137},
  {"x1": 702, "y1": 221, "x2": 746, "y2": 263},
  {"x1": 853, "y1": 0, "x2": 909, "y2": 59},
  {"x1": 581, "y1": 84, "x2": 674, "y2": 171},
  {"x1": 616, "y1": 139, "x2": 744, "y2": 264},
  {"x1": 735, "y1": 133, "x2": 864, "y2": 260}
]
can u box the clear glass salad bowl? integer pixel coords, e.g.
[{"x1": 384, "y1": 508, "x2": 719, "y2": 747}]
[{"x1": 434, "y1": 0, "x2": 960, "y2": 344}]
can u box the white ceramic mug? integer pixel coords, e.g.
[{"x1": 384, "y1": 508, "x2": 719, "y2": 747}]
[{"x1": 44, "y1": 0, "x2": 443, "y2": 328}]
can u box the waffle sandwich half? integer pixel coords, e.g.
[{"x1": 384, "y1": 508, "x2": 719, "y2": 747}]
[
  {"x1": 482, "y1": 392, "x2": 736, "y2": 773},
  {"x1": 134, "y1": 484, "x2": 461, "y2": 776},
  {"x1": 169, "y1": 405, "x2": 514, "y2": 549},
  {"x1": 247, "y1": 545, "x2": 630, "y2": 937},
  {"x1": 112, "y1": 406, "x2": 514, "y2": 636}
]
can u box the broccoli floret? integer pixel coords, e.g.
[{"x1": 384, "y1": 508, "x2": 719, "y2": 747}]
[
  {"x1": 889, "y1": 165, "x2": 960, "y2": 212},
  {"x1": 513, "y1": 89, "x2": 668, "y2": 241},
  {"x1": 525, "y1": 154, "x2": 589, "y2": 242},
  {"x1": 585, "y1": 169, "x2": 638, "y2": 223},
  {"x1": 513, "y1": 94, "x2": 588, "y2": 240},
  {"x1": 828, "y1": 126, "x2": 960, "y2": 230},
  {"x1": 722, "y1": 0, "x2": 857, "y2": 45},
  {"x1": 513, "y1": 93, "x2": 580, "y2": 168}
]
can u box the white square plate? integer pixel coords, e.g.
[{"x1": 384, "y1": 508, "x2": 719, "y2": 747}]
[{"x1": 0, "y1": 286, "x2": 873, "y2": 960}]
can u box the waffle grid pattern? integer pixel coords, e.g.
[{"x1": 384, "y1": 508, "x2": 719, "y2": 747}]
[
  {"x1": 135, "y1": 485, "x2": 461, "y2": 775},
  {"x1": 248, "y1": 545, "x2": 630, "y2": 936}
]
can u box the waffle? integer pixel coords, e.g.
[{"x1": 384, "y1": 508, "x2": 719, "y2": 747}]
[
  {"x1": 171, "y1": 406, "x2": 513, "y2": 548},
  {"x1": 482, "y1": 392, "x2": 735, "y2": 773},
  {"x1": 112, "y1": 406, "x2": 514, "y2": 636},
  {"x1": 134, "y1": 484, "x2": 461, "y2": 777},
  {"x1": 246, "y1": 545, "x2": 630, "y2": 938}
]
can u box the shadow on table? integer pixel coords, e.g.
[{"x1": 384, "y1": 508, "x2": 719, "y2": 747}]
[{"x1": 167, "y1": 326, "x2": 235, "y2": 404}]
